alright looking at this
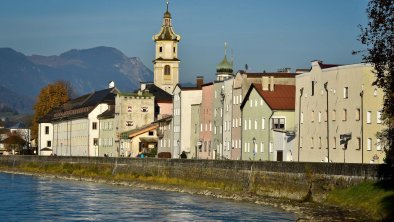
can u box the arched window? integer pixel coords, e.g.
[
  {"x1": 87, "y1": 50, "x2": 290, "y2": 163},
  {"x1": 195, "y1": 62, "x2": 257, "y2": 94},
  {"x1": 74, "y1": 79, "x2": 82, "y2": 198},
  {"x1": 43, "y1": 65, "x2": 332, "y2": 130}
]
[{"x1": 164, "y1": 65, "x2": 171, "y2": 75}]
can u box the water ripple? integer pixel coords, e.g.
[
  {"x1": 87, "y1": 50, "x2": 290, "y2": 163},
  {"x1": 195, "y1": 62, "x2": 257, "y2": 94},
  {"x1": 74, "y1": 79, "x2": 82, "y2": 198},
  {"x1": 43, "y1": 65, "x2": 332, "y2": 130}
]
[{"x1": 0, "y1": 173, "x2": 295, "y2": 222}]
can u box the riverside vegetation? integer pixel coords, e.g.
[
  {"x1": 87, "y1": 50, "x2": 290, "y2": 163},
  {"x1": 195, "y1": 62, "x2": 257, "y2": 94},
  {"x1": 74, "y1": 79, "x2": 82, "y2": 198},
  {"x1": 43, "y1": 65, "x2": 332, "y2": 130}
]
[{"x1": 0, "y1": 158, "x2": 393, "y2": 221}]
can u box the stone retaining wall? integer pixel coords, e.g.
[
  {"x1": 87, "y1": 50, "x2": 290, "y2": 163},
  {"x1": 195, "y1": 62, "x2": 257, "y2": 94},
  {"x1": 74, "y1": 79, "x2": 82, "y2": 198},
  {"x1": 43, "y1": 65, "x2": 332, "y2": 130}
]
[{"x1": 0, "y1": 156, "x2": 391, "y2": 202}]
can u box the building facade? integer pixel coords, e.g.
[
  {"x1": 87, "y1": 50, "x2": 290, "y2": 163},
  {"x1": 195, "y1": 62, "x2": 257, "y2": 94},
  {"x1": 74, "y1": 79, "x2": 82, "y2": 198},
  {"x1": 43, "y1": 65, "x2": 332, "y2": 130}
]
[{"x1": 295, "y1": 61, "x2": 385, "y2": 163}]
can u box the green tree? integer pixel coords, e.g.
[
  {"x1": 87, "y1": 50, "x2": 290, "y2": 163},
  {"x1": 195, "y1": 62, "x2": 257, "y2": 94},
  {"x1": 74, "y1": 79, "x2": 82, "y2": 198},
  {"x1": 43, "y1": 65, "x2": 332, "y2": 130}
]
[
  {"x1": 31, "y1": 81, "x2": 72, "y2": 140},
  {"x1": 358, "y1": 0, "x2": 394, "y2": 164}
]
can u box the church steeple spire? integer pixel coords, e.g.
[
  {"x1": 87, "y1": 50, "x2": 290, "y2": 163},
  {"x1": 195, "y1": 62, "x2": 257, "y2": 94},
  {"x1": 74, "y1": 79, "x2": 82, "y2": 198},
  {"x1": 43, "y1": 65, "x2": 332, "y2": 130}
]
[{"x1": 152, "y1": 2, "x2": 181, "y2": 94}]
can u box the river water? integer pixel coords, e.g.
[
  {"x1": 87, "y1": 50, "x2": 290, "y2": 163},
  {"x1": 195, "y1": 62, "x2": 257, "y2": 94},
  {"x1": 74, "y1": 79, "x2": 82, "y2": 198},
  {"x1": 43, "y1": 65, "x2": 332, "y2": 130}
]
[{"x1": 0, "y1": 173, "x2": 296, "y2": 221}]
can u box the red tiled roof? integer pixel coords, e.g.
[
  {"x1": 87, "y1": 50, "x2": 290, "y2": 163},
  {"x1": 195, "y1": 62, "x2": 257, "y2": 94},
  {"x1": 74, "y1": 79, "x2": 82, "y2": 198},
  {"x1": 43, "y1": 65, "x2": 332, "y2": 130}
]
[{"x1": 253, "y1": 84, "x2": 295, "y2": 110}]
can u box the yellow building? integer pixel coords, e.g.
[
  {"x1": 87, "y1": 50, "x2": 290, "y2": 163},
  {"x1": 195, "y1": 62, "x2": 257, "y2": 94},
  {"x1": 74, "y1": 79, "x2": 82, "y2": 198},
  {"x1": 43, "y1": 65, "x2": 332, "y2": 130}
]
[
  {"x1": 295, "y1": 61, "x2": 385, "y2": 163},
  {"x1": 152, "y1": 2, "x2": 181, "y2": 94}
]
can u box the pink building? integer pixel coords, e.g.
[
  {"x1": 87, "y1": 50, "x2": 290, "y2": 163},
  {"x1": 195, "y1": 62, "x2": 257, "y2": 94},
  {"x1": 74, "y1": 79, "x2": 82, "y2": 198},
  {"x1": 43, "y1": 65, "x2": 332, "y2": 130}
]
[{"x1": 198, "y1": 82, "x2": 214, "y2": 159}]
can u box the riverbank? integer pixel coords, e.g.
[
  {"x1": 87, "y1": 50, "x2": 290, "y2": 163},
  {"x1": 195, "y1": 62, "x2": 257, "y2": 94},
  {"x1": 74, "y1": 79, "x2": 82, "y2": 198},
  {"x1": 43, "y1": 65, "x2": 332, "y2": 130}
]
[{"x1": 0, "y1": 165, "x2": 371, "y2": 221}]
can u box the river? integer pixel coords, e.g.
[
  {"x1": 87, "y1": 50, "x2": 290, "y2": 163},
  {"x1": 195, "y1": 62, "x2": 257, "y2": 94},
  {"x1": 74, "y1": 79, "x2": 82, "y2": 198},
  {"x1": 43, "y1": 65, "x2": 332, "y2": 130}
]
[{"x1": 0, "y1": 173, "x2": 296, "y2": 221}]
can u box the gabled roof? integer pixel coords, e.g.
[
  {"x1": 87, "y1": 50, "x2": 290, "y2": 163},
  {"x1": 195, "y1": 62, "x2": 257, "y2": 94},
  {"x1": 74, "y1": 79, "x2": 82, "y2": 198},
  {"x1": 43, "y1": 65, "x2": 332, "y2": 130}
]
[
  {"x1": 120, "y1": 123, "x2": 158, "y2": 139},
  {"x1": 241, "y1": 84, "x2": 295, "y2": 110},
  {"x1": 318, "y1": 62, "x2": 342, "y2": 69},
  {"x1": 50, "y1": 87, "x2": 118, "y2": 121},
  {"x1": 97, "y1": 105, "x2": 115, "y2": 119},
  {"x1": 8, "y1": 122, "x2": 27, "y2": 129},
  {"x1": 137, "y1": 84, "x2": 172, "y2": 102}
]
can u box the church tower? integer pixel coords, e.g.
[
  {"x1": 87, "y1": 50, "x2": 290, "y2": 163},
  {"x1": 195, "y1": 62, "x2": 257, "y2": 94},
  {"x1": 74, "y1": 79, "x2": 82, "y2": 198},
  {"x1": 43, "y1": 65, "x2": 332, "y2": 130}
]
[
  {"x1": 152, "y1": 1, "x2": 181, "y2": 94},
  {"x1": 216, "y1": 43, "x2": 234, "y2": 81}
]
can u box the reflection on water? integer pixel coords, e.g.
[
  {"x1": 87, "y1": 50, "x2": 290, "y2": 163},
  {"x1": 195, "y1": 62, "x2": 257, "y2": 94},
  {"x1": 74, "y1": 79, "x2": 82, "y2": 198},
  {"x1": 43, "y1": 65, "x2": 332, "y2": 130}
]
[{"x1": 0, "y1": 173, "x2": 295, "y2": 221}]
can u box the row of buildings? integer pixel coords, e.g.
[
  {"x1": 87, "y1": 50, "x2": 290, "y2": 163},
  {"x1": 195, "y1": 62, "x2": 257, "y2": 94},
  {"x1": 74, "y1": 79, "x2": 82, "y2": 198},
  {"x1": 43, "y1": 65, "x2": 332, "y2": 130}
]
[{"x1": 37, "y1": 3, "x2": 386, "y2": 163}]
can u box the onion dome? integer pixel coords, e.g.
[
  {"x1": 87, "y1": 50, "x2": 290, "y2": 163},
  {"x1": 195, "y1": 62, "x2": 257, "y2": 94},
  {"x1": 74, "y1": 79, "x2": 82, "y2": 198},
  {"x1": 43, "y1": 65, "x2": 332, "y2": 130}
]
[{"x1": 216, "y1": 55, "x2": 233, "y2": 74}]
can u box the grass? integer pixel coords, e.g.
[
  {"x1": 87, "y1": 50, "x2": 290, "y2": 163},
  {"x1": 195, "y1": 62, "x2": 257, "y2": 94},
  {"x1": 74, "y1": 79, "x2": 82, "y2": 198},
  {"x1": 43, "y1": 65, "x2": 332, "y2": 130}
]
[
  {"x1": 0, "y1": 162, "x2": 243, "y2": 195},
  {"x1": 326, "y1": 180, "x2": 394, "y2": 221}
]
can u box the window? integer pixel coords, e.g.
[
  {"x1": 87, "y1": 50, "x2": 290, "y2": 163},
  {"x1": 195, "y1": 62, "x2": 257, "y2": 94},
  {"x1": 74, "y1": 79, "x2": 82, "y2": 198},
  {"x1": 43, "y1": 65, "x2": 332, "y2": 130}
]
[
  {"x1": 47, "y1": 141, "x2": 51, "y2": 147},
  {"x1": 319, "y1": 137, "x2": 322, "y2": 149},
  {"x1": 269, "y1": 143, "x2": 273, "y2": 152},
  {"x1": 173, "y1": 47, "x2": 176, "y2": 53},
  {"x1": 92, "y1": 122, "x2": 97, "y2": 130},
  {"x1": 343, "y1": 109, "x2": 347, "y2": 121},
  {"x1": 45, "y1": 126, "x2": 49, "y2": 134},
  {"x1": 159, "y1": 47, "x2": 163, "y2": 52},
  {"x1": 325, "y1": 110, "x2": 328, "y2": 122},
  {"x1": 148, "y1": 131, "x2": 154, "y2": 136},
  {"x1": 367, "y1": 138, "x2": 372, "y2": 151},
  {"x1": 356, "y1": 137, "x2": 361, "y2": 150},
  {"x1": 311, "y1": 110, "x2": 315, "y2": 122},
  {"x1": 377, "y1": 139, "x2": 381, "y2": 151},
  {"x1": 248, "y1": 119, "x2": 251, "y2": 130},
  {"x1": 126, "y1": 121, "x2": 133, "y2": 126},
  {"x1": 311, "y1": 137, "x2": 314, "y2": 149},
  {"x1": 164, "y1": 65, "x2": 171, "y2": 75},
  {"x1": 254, "y1": 120, "x2": 257, "y2": 130},
  {"x1": 250, "y1": 100, "x2": 253, "y2": 107},
  {"x1": 300, "y1": 112, "x2": 304, "y2": 124},
  {"x1": 343, "y1": 87, "x2": 349, "y2": 99},
  {"x1": 272, "y1": 118, "x2": 285, "y2": 130},
  {"x1": 127, "y1": 106, "x2": 132, "y2": 112},
  {"x1": 355, "y1": 109, "x2": 360, "y2": 121},
  {"x1": 311, "y1": 81, "x2": 315, "y2": 96},
  {"x1": 244, "y1": 120, "x2": 247, "y2": 130},
  {"x1": 377, "y1": 111, "x2": 382, "y2": 124},
  {"x1": 141, "y1": 107, "x2": 149, "y2": 112},
  {"x1": 332, "y1": 110, "x2": 336, "y2": 121},
  {"x1": 93, "y1": 138, "x2": 98, "y2": 146},
  {"x1": 367, "y1": 111, "x2": 372, "y2": 124},
  {"x1": 374, "y1": 88, "x2": 377, "y2": 96},
  {"x1": 333, "y1": 137, "x2": 336, "y2": 149},
  {"x1": 260, "y1": 143, "x2": 264, "y2": 152},
  {"x1": 262, "y1": 118, "x2": 265, "y2": 129},
  {"x1": 318, "y1": 111, "x2": 322, "y2": 123}
]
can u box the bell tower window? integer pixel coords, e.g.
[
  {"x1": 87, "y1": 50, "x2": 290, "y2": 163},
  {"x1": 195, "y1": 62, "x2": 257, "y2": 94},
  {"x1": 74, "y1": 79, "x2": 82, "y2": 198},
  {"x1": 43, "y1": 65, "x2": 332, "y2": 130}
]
[
  {"x1": 159, "y1": 47, "x2": 163, "y2": 53},
  {"x1": 164, "y1": 65, "x2": 171, "y2": 75}
]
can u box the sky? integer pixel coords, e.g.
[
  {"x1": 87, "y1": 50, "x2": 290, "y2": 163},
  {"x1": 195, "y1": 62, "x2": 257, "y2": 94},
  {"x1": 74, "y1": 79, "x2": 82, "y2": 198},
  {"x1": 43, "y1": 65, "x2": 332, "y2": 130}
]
[{"x1": 0, "y1": 0, "x2": 370, "y2": 83}]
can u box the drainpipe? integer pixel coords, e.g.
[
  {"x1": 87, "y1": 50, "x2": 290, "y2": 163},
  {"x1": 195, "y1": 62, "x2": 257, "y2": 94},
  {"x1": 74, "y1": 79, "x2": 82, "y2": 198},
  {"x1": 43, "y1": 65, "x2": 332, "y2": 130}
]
[
  {"x1": 298, "y1": 88, "x2": 304, "y2": 162},
  {"x1": 268, "y1": 112, "x2": 274, "y2": 161},
  {"x1": 324, "y1": 82, "x2": 329, "y2": 162},
  {"x1": 360, "y1": 90, "x2": 364, "y2": 164}
]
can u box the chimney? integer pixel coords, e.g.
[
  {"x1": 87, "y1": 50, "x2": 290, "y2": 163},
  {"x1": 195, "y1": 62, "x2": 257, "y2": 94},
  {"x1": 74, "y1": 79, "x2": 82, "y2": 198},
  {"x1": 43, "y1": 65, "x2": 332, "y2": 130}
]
[
  {"x1": 196, "y1": 76, "x2": 204, "y2": 89},
  {"x1": 108, "y1": 81, "x2": 115, "y2": 88},
  {"x1": 140, "y1": 82, "x2": 146, "y2": 91},
  {"x1": 262, "y1": 76, "x2": 269, "y2": 91},
  {"x1": 269, "y1": 76, "x2": 274, "y2": 91}
]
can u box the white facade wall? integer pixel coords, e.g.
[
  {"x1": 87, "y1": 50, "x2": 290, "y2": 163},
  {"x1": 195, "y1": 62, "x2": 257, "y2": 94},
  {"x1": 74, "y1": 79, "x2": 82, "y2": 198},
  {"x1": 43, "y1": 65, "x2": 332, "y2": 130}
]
[
  {"x1": 38, "y1": 123, "x2": 53, "y2": 156},
  {"x1": 88, "y1": 104, "x2": 109, "y2": 157},
  {"x1": 180, "y1": 90, "x2": 202, "y2": 155}
]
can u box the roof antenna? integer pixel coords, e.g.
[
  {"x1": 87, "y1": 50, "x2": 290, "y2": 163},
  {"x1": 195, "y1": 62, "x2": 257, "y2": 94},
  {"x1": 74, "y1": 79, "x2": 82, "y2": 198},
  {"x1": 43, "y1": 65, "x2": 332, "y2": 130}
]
[
  {"x1": 224, "y1": 42, "x2": 227, "y2": 57},
  {"x1": 231, "y1": 48, "x2": 234, "y2": 65},
  {"x1": 166, "y1": 0, "x2": 169, "y2": 11}
]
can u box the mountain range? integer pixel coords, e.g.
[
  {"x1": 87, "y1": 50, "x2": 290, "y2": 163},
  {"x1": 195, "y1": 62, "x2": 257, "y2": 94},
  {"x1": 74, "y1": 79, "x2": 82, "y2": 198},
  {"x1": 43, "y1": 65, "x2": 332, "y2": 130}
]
[{"x1": 0, "y1": 46, "x2": 153, "y2": 114}]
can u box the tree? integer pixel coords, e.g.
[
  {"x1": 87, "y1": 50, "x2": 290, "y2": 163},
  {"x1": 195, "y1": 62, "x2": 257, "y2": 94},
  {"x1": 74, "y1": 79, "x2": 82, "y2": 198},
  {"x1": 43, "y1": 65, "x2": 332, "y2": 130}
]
[
  {"x1": 358, "y1": 0, "x2": 394, "y2": 164},
  {"x1": 31, "y1": 81, "x2": 72, "y2": 140}
]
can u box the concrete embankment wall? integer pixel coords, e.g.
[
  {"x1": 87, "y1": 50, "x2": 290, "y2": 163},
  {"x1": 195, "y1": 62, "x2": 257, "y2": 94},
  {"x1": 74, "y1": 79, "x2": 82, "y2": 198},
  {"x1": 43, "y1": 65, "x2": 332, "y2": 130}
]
[{"x1": 0, "y1": 156, "x2": 391, "y2": 202}]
